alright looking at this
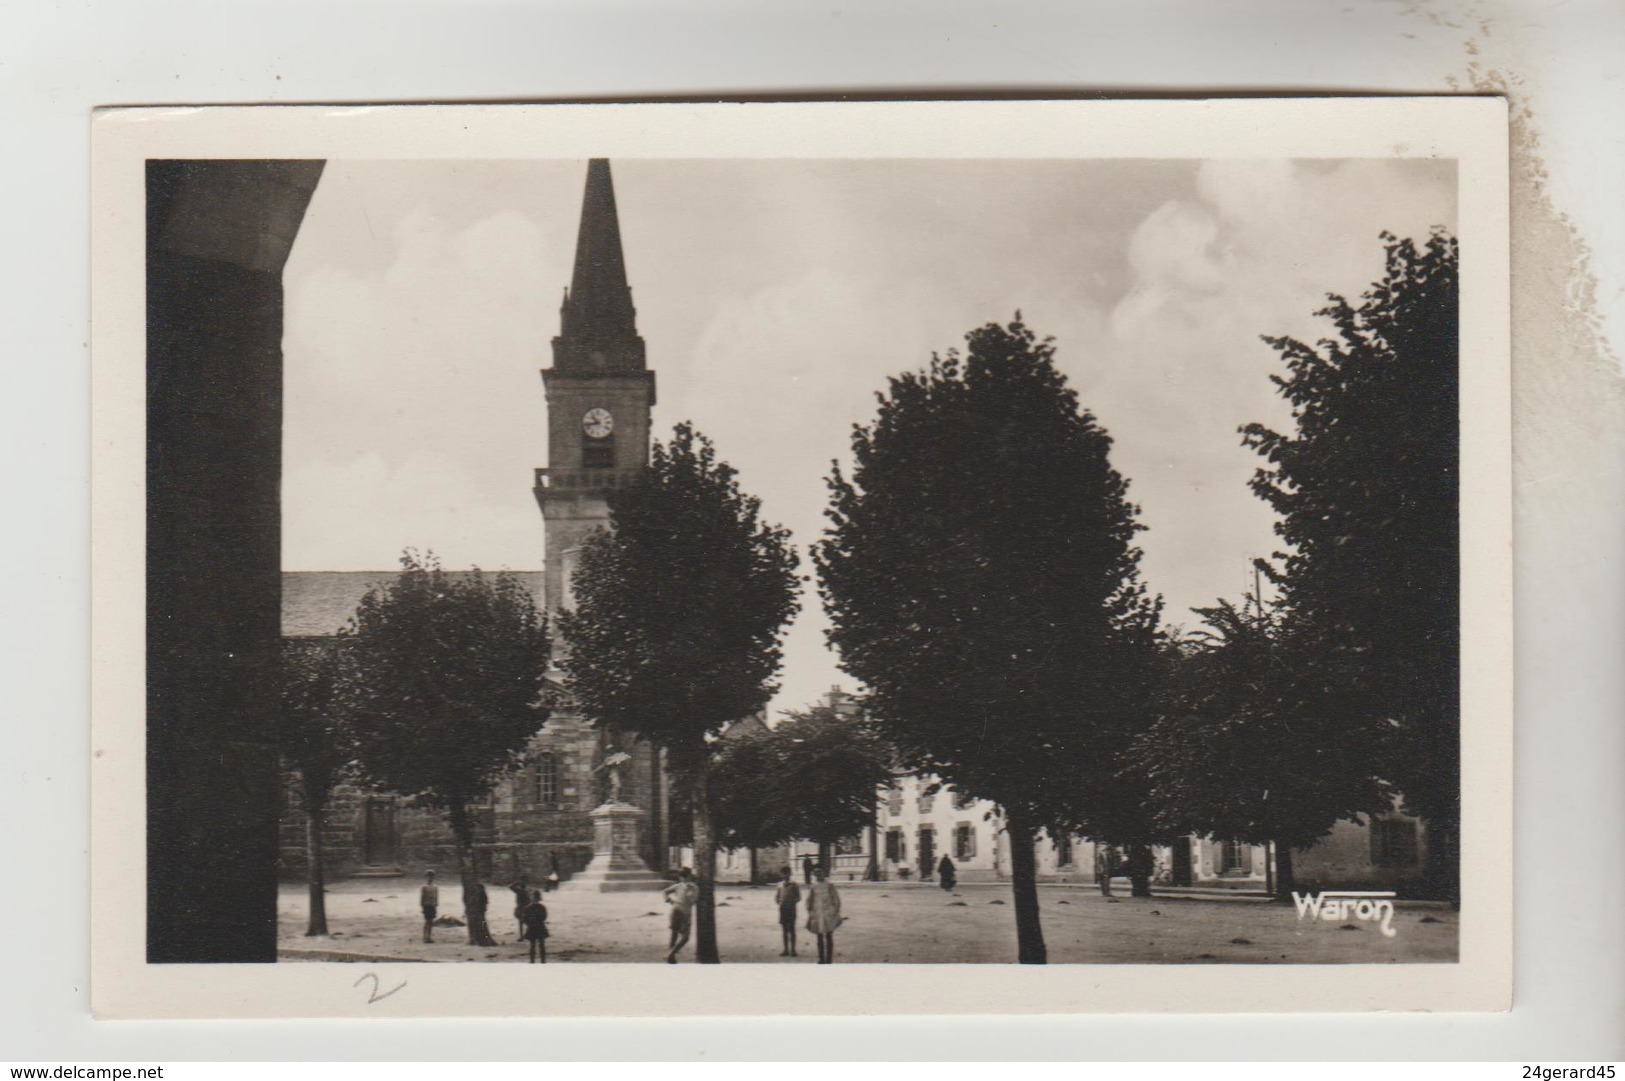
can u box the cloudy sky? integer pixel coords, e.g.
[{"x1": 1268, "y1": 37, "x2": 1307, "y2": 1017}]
[{"x1": 282, "y1": 156, "x2": 1455, "y2": 715}]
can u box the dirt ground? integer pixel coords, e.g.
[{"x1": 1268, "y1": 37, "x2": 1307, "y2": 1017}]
[{"x1": 278, "y1": 877, "x2": 1457, "y2": 965}]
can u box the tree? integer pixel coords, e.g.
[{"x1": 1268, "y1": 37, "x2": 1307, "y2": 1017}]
[
  {"x1": 1128, "y1": 594, "x2": 1391, "y2": 900},
  {"x1": 1243, "y1": 231, "x2": 1460, "y2": 896},
  {"x1": 771, "y1": 704, "x2": 896, "y2": 873},
  {"x1": 704, "y1": 725, "x2": 792, "y2": 876},
  {"x1": 817, "y1": 316, "x2": 1162, "y2": 963},
  {"x1": 706, "y1": 702, "x2": 896, "y2": 874},
  {"x1": 278, "y1": 637, "x2": 359, "y2": 937},
  {"x1": 558, "y1": 423, "x2": 801, "y2": 963},
  {"x1": 1052, "y1": 612, "x2": 1174, "y2": 899},
  {"x1": 346, "y1": 551, "x2": 551, "y2": 946}
]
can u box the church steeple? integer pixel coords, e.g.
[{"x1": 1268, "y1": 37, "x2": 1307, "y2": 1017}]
[
  {"x1": 537, "y1": 158, "x2": 659, "y2": 611},
  {"x1": 553, "y1": 159, "x2": 646, "y2": 372}
]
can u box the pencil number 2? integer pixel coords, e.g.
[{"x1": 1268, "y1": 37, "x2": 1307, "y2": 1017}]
[{"x1": 354, "y1": 971, "x2": 407, "y2": 1004}]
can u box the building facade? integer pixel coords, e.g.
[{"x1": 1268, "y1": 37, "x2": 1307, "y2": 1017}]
[{"x1": 871, "y1": 769, "x2": 1430, "y2": 893}]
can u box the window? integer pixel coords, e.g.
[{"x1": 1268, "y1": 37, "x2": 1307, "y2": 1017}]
[
  {"x1": 885, "y1": 787, "x2": 903, "y2": 817},
  {"x1": 917, "y1": 788, "x2": 936, "y2": 815},
  {"x1": 582, "y1": 440, "x2": 614, "y2": 469},
  {"x1": 1370, "y1": 817, "x2": 1419, "y2": 868},
  {"x1": 1220, "y1": 838, "x2": 1251, "y2": 873},
  {"x1": 885, "y1": 828, "x2": 905, "y2": 862},
  {"x1": 834, "y1": 835, "x2": 862, "y2": 856},
  {"x1": 1054, "y1": 833, "x2": 1074, "y2": 868},
  {"x1": 952, "y1": 789, "x2": 975, "y2": 811},
  {"x1": 534, "y1": 753, "x2": 559, "y2": 807},
  {"x1": 954, "y1": 823, "x2": 976, "y2": 860}
]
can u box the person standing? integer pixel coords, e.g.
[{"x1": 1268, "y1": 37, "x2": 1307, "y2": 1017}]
[
  {"x1": 419, "y1": 870, "x2": 439, "y2": 943},
  {"x1": 1096, "y1": 845, "x2": 1117, "y2": 898},
  {"x1": 521, "y1": 889, "x2": 550, "y2": 963},
  {"x1": 773, "y1": 866, "x2": 802, "y2": 957},
  {"x1": 805, "y1": 865, "x2": 843, "y2": 964},
  {"x1": 509, "y1": 875, "x2": 531, "y2": 940},
  {"x1": 662, "y1": 868, "x2": 699, "y2": 964},
  {"x1": 937, "y1": 854, "x2": 957, "y2": 893}
]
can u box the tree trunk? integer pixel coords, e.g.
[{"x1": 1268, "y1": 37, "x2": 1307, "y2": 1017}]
[
  {"x1": 866, "y1": 805, "x2": 881, "y2": 882},
  {"x1": 1273, "y1": 841, "x2": 1296, "y2": 903},
  {"x1": 1005, "y1": 814, "x2": 1047, "y2": 964},
  {"x1": 748, "y1": 846, "x2": 759, "y2": 885},
  {"x1": 1128, "y1": 843, "x2": 1154, "y2": 898},
  {"x1": 691, "y1": 759, "x2": 721, "y2": 963},
  {"x1": 647, "y1": 738, "x2": 663, "y2": 872},
  {"x1": 449, "y1": 801, "x2": 497, "y2": 947},
  {"x1": 817, "y1": 840, "x2": 833, "y2": 876},
  {"x1": 303, "y1": 799, "x2": 329, "y2": 937}
]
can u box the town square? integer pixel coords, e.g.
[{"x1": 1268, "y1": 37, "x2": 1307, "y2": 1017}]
[{"x1": 134, "y1": 120, "x2": 1478, "y2": 974}]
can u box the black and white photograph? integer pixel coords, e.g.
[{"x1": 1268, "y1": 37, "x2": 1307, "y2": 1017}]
[{"x1": 92, "y1": 101, "x2": 1512, "y2": 1017}]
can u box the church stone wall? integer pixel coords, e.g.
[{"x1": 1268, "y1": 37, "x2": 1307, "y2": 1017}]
[{"x1": 278, "y1": 711, "x2": 677, "y2": 886}]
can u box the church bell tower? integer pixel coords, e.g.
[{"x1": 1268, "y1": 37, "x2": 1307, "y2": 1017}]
[
  {"x1": 535, "y1": 159, "x2": 657, "y2": 614},
  {"x1": 531, "y1": 160, "x2": 669, "y2": 890}
]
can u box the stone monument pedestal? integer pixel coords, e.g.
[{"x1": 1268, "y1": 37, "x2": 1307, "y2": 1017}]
[{"x1": 561, "y1": 801, "x2": 667, "y2": 892}]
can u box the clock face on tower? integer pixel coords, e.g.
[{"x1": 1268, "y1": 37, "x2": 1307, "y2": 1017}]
[{"x1": 581, "y1": 408, "x2": 614, "y2": 440}]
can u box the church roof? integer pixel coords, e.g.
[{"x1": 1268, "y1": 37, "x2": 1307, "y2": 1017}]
[
  {"x1": 281, "y1": 570, "x2": 546, "y2": 638},
  {"x1": 559, "y1": 158, "x2": 637, "y2": 343}
]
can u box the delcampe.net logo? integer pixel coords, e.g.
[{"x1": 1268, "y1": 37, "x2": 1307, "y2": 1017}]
[{"x1": 1292, "y1": 890, "x2": 1398, "y2": 937}]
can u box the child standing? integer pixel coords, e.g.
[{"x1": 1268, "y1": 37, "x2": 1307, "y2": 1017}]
[
  {"x1": 419, "y1": 870, "x2": 439, "y2": 944},
  {"x1": 774, "y1": 866, "x2": 802, "y2": 957},
  {"x1": 521, "y1": 889, "x2": 550, "y2": 963}
]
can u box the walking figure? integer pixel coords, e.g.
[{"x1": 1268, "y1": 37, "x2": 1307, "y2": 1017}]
[
  {"x1": 937, "y1": 854, "x2": 957, "y2": 892},
  {"x1": 806, "y1": 865, "x2": 843, "y2": 964},
  {"x1": 419, "y1": 870, "x2": 439, "y2": 943},
  {"x1": 663, "y1": 867, "x2": 699, "y2": 964},
  {"x1": 774, "y1": 866, "x2": 802, "y2": 957},
  {"x1": 521, "y1": 889, "x2": 550, "y2": 963},
  {"x1": 1095, "y1": 845, "x2": 1127, "y2": 897}
]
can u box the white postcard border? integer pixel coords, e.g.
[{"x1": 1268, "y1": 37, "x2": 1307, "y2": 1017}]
[{"x1": 90, "y1": 98, "x2": 1512, "y2": 1018}]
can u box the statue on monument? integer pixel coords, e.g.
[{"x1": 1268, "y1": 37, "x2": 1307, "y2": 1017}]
[{"x1": 595, "y1": 749, "x2": 633, "y2": 806}]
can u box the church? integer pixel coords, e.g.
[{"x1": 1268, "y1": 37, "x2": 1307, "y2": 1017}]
[{"x1": 278, "y1": 160, "x2": 673, "y2": 886}]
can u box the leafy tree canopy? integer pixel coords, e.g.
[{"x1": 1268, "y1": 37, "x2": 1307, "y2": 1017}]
[
  {"x1": 279, "y1": 637, "x2": 360, "y2": 809},
  {"x1": 558, "y1": 422, "x2": 802, "y2": 773},
  {"x1": 1243, "y1": 230, "x2": 1459, "y2": 832},
  {"x1": 816, "y1": 316, "x2": 1162, "y2": 827},
  {"x1": 1128, "y1": 596, "x2": 1391, "y2": 852},
  {"x1": 346, "y1": 550, "x2": 552, "y2": 812},
  {"x1": 714, "y1": 703, "x2": 894, "y2": 849}
]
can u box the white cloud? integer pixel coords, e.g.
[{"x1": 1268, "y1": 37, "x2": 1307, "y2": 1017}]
[{"x1": 1101, "y1": 158, "x2": 1456, "y2": 618}]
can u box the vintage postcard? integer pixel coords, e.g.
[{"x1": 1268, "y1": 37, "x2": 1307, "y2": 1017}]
[{"x1": 91, "y1": 99, "x2": 1511, "y2": 1017}]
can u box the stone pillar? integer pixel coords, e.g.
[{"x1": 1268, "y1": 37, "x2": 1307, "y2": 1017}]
[
  {"x1": 146, "y1": 159, "x2": 324, "y2": 963},
  {"x1": 560, "y1": 802, "x2": 667, "y2": 892}
]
